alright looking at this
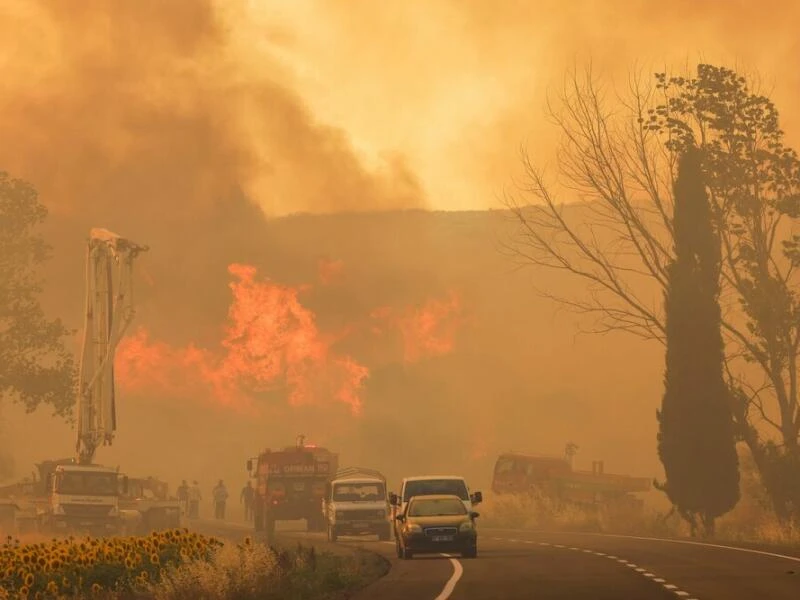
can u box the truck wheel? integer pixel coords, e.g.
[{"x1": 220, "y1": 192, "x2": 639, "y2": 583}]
[{"x1": 327, "y1": 525, "x2": 338, "y2": 543}]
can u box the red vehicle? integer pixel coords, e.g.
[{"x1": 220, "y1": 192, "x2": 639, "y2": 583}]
[
  {"x1": 491, "y1": 452, "x2": 650, "y2": 509},
  {"x1": 247, "y1": 435, "x2": 338, "y2": 541}
]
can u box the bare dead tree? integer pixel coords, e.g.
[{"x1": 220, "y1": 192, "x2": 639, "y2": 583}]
[{"x1": 505, "y1": 64, "x2": 800, "y2": 522}]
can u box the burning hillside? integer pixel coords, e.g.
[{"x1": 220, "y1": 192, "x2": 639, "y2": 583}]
[{"x1": 116, "y1": 260, "x2": 463, "y2": 416}]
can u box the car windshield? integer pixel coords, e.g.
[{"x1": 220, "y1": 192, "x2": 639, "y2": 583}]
[
  {"x1": 333, "y1": 482, "x2": 385, "y2": 501},
  {"x1": 408, "y1": 497, "x2": 467, "y2": 517},
  {"x1": 404, "y1": 479, "x2": 469, "y2": 501},
  {"x1": 56, "y1": 472, "x2": 118, "y2": 496}
]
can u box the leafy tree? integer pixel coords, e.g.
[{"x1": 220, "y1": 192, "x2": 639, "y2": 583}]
[
  {"x1": 0, "y1": 171, "x2": 75, "y2": 417},
  {"x1": 656, "y1": 146, "x2": 739, "y2": 537},
  {"x1": 507, "y1": 63, "x2": 800, "y2": 522}
]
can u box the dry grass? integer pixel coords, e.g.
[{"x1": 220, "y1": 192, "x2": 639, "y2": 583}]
[
  {"x1": 478, "y1": 490, "x2": 688, "y2": 538},
  {"x1": 148, "y1": 539, "x2": 384, "y2": 600}
]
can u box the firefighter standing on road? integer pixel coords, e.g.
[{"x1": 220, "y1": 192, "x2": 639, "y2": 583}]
[
  {"x1": 188, "y1": 481, "x2": 201, "y2": 519},
  {"x1": 240, "y1": 481, "x2": 255, "y2": 522},
  {"x1": 213, "y1": 480, "x2": 229, "y2": 520},
  {"x1": 177, "y1": 480, "x2": 189, "y2": 516}
]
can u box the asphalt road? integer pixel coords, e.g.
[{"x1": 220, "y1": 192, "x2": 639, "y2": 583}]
[{"x1": 192, "y1": 520, "x2": 800, "y2": 599}]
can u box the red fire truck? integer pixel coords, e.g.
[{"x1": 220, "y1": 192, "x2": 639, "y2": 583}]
[
  {"x1": 491, "y1": 452, "x2": 650, "y2": 511},
  {"x1": 246, "y1": 435, "x2": 339, "y2": 542}
]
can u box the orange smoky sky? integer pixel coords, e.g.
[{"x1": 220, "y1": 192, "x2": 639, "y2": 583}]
[
  {"x1": 244, "y1": 0, "x2": 800, "y2": 210},
  {"x1": 2, "y1": 1, "x2": 799, "y2": 217}
]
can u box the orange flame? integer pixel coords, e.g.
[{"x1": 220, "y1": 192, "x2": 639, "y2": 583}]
[
  {"x1": 116, "y1": 263, "x2": 368, "y2": 415},
  {"x1": 317, "y1": 257, "x2": 345, "y2": 285},
  {"x1": 371, "y1": 291, "x2": 463, "y2": 363}
]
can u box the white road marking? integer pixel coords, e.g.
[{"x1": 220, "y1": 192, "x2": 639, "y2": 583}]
[
  {"x1": 500, "y1": 537, "x2": 700, "y2": 600},
  {"x1": 434, "y1": 554, "x2": 464, "y2": 600},
  {"x1": 544, "y1": 530, "x2": 800, "y2": 564}
]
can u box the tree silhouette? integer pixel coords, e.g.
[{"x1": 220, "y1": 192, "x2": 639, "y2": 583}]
[
  {"x1": 506, "y1": 63, "x2": 800, "y2": 521},
  {"x1": 657, "y1": 146, "x2": 739, "y2": 537},
  {"x1": 0, "y1": 171, "x2": 75, "y2": 417}
]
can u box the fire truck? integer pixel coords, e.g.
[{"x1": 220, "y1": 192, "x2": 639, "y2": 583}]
[
  {"x1": 491, "y1": 452, "x2": 650, "y2": 511},
  {"x1": 247, "y1": 435, "x2": 338, "y2": 542}
]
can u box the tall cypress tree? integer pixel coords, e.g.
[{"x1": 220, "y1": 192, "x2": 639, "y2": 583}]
[{"x1": 656, "y1": 145, "x2": 739, "y2": 537}]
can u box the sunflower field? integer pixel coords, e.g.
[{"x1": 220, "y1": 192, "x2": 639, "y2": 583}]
[{"x1": 0, "y1": 529, "x2": 221, "y2": 599}]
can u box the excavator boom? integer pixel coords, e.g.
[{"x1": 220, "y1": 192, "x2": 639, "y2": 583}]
[{"x1": 76, "y1": 228, "x2": 148, "y2": 465}]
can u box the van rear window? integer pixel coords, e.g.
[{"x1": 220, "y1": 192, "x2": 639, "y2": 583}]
[{"x1": 403, "y1": 479, "x2": 469, "y2": 502}]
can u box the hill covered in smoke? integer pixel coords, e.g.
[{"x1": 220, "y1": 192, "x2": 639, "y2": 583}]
[{"x1": 7, "y1": 207, "x2": 663, "y2": 492}]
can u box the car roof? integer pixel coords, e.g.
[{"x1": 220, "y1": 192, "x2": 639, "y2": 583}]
[
  {"x1": 402, "y1": 475, "x2": 466, "y2": 482},
  {"x1": 408, "y1": 494, "x2": 464, "y2": 502},
  {"x1": 331, "y1": 477, "x2": 383, "y2": 485}
]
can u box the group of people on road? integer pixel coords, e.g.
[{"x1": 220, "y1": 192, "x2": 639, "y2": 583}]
[
  {"x1": 175, "y1": 479, "x2": 256, "y2": 522},
  {"x1": 176, "y1": 480, "x2": 202, "y2": 519}
]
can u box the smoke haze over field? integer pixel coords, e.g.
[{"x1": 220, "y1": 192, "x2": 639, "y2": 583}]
[{"x1": 1, "y1": 1, "x2": 798, "y2": 500}]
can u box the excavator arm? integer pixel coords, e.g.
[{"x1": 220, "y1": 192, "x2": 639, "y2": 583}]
[{"x1": 76, "y1": 229, "x2": 148, "y2": 465}]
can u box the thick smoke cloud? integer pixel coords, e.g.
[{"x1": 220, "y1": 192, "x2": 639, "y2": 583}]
[
  {"x1": 257, "y1": 0, "x2": 800, "y2": 210},
  {"x1": 0, "y1": 0, "x2": 423, "y2": 225}
]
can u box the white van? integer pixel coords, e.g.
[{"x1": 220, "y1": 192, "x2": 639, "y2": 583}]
[{"x1": 389, "y1": 476, "x2": 482, "y2": 533}]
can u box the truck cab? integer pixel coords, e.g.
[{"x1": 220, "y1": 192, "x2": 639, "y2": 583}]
[
  {"x1": 44, "y1": 463, "x2": 126, "y2": 535},
  {"x1": 248, "y1": 435, "x2": 338, "y2": 542},
  {"x1": 389, "y1": 476, "x2": 482, "y2": 536},
  {"x1": 323, "y1": 468, "x2": 391, "y2": 542}
]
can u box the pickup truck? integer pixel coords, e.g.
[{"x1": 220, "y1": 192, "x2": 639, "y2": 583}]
[
  {"x1": 389, "y1": 475, "x2": 482, "y2": 538},
  {"x1": 323, "y1": 467, "x2": 391, "y2": 542}
]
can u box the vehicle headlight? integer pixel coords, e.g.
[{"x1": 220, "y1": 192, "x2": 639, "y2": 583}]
[
  {"x1": 459, "y1": 521, "x2": 474, "y2": 532},
  {"x1": 406, "y1": 523, "x2": 422, "y2": 534},
  {"x1": 376, "y1": 510, "x2": 385, "y2": 518}
]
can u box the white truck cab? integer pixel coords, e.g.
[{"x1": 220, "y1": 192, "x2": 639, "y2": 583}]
[
  {"x1": 389, "y1": 475, "x2": 482, "y2": 532},
  {"x1": 323, "y1": 468, "x2": 391, "y2": 542},
  {"x1": 45, "y1": 463, "x2": 127, "y2": 535}
]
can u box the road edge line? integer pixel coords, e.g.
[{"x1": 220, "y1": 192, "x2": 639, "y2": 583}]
[{"x1": 488, "y1": 529, "x2": 800, "y2": 564}]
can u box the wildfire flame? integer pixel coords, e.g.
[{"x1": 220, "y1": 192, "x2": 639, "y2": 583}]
[
  {"x1": 116, "y1": 262, "x2": 464, "y2": 415},
  {"x1": 371, "y1": 291, "x2": 463, "y2": 363},
  {"x1": 317, "y1": 257, "x2": 345, "y2": 285},
  {"x1": 116, "y1": 263, "x2": 368, "y2": 415}
]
